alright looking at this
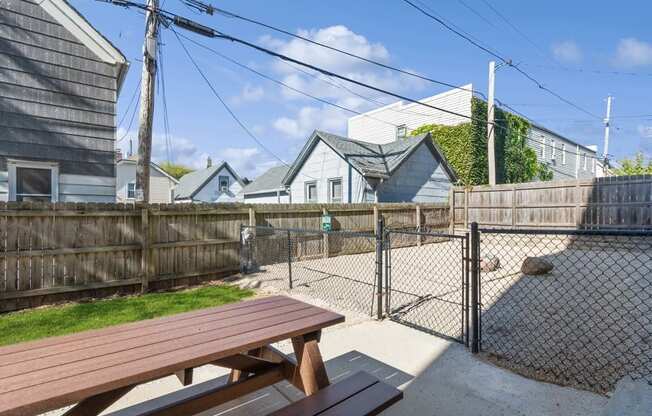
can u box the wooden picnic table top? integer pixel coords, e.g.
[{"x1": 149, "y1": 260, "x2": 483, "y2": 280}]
[{"x1": 0, "y1": 295, "x2": 344, "y2": 416}]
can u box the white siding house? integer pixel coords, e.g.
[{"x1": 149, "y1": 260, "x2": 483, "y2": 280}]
[
  {"x1": 239, "y1": 166, "x2": 290, "y2": 204},
  {"x1": 348, "y1": 85, "x2": 599, "y2": 181},
  {"x1": 174, "y1": 161, "x2": 244, "y2": 203},
  {"x1": 116, "y1": 157, "x2": 178, "y2": 203},
  {"x1": 281, "y1": 131, "x2": 457, "y2": 203}
]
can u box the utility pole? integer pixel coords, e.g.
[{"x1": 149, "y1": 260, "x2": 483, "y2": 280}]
[
  {"x1": 487, "y1": 61, "x2": 497, "y2": 186},
  {"x1": 602, "y1": 95, "x2": 613, "y2": 168},
  {"x1": 135, "y1": 0, "x2": 159, "y2": 202}
]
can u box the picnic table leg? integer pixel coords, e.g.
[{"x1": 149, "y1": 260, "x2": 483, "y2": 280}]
[
  {"x1": 62, "y1": 385, "x2": 134, "y2": 416},
  {"x1": 291, "y1": 331, "x2": 329, "y2": 395}
]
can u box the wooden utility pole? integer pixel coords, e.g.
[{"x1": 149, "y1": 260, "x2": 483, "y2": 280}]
[
  {"x1": 136, "y1": 0, "x2": 159, "y2": 202},
  {"x1": 487, "y1": 60, "x2": 496, "y2": 186}
]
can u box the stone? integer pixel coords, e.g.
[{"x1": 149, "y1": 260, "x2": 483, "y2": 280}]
[
  {"x1": 480, "y1": 256, "x2": 500, "y2": 272},
  {"x1": 521, "y1": 257, "x2": 554, "y2": 275}
]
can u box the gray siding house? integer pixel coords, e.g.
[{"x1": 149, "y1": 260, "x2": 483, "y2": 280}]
[
  {"x1": 348, "y1": 86, "x2": 601, "y2": 181},
  {"x1": 238, "y1": 165, "x2": 290, "y2": 204},
  {"x1": 174, "y1": 161, "x2": 244, "y2": 203},
  {"x1": 0, "y1": 0, "x2": 128, "y2": 202},
  {"x1": 281, "y1": 130, "x2": 457, "y2": 203}
]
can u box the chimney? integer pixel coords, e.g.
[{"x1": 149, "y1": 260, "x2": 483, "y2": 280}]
[{"x1": 207, "y1": 156, "x2": 212, "y2": 168}]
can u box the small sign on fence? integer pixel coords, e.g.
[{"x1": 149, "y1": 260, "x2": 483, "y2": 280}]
[{"x1": 321, "y1": 213, "x2": 332, "y2": 232}]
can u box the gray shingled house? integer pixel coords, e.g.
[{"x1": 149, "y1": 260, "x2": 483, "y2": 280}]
[
  {"x1": 238, "y1": 165, "x2": 290, "y2": 204},
  {"x1": 0, "y1": 0, "x2": 128, "y2": 202},
  {"x1": 277, "y1": 130, "x2": 457, "y2": 203},
  {"x1": 174, "y1": 161, "x2": 244, "y2": 203}
]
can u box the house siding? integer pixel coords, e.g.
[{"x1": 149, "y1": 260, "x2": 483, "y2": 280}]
[
  {"x1": 0, "y1": 0, "x2": 121, "y2": 202},
  {"x1": 191, "y1": 167, "x2": 242, "y2": 203},
  {"x1": 289, "y1": 140, "x2": 368, "y2": 203},
  {"x1": 377, "y1": 142, "x2": 452, "y2": 203},
  {"x1": 529, "y1": 125, "x2": 598, "y2": 180},
  {"x1": 116, "y1": 162, "x2": 176, "y2": 203},
  {"x1": 347, "y1": 86, "x2": 473, "y2": 144},
  {"x1": 242, "y1": 191, "x2": 290, "y2": 204}
]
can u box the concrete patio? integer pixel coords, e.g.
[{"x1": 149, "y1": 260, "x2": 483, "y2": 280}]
[{"x1": 42, "y1": 294, "x2": 614, "y2": 416}]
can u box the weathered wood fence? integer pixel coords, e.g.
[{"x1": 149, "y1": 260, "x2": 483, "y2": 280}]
[
  {"x1": 0, "y1": 202, "x2": 449, "y2": 312},
  {"x1": 451, "y1": 175, "x2": 652, "y2": 229}
]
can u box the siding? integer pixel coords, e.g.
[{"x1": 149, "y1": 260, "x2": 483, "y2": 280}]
[
  {"x1": 116, "y1": 162, "x2": 177, "y2": 203},
  {"x1": 347, "y1": 85, "x2": 473, "y2": 144},
  {"x1": 288, "y1": 140, "x2": 367, "y2": 203},
  {"x1": 242, "y1": 191, "x2": 290, "y2": 204},
  {"x1": 192, "y1": 167, "x2": 242, "y2": 203},
  {"x1": 0, "y1": 170, "x2": 7, "y2": 201},
  {"x1": 529, "y1": 125, "x2": 598, "y2": 180},
  {"x1": 378, "y1": 142, "x2": 452, "y2": 203},
  {"x1": 0, "y1": 0, "x2": 122, "y2": 202}
]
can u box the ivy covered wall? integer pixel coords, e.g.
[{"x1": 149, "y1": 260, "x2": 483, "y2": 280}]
[{"x1": 412, "y1": 97, "x2": 552, "y2": 186}]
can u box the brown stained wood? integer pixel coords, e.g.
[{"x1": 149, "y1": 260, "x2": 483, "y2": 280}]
[
  {"x1": 291, "y1": 332, "x2": 330, "y2": 396},
  {"x1": 62, "y1": 385, "x2": 134, "y2": 416},
  {"x1": 175, "y1": 368, "x2": 193, "y2": 386},
  {"x1": 212, "y1": 352, "x2": 279, "y2": 374},
  {"x1": 0, "y1": 297, "x2": 344, "y2": 416}
]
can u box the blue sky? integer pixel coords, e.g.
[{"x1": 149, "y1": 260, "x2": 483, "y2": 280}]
[{"x1": 73, "y1": 0, "x2": 652, "y2": 177}]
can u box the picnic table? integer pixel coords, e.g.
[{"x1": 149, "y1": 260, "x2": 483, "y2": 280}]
[{"x1": 0, "y1": 296, "x2": 345, "y2": 416}]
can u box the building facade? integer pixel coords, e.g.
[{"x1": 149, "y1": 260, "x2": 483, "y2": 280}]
[
  {"x1": 174, "y1": 161, "x2": 244, "y2": 203},
  {"x1": 116, "y1": 156, "x2": 178, "y2": 203},
  {"x1": 0, "y1": 0, "x2": 128, "y2": 202},
  {"x1": 348, "y1": 85, "x2": 599, "y2": 181}
]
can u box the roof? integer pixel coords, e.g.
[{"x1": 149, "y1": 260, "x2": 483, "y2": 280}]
[
  {"x1": 282, "y1": 130, "x2": 457, "y2": 185},
  {"x1": 117, "y1": 157, "x2": 179, "y2": 184},
  {"x1": 174, "y1": 161, "x2": 244, "y2": 200},
  {"x1": 242, "y1": 165, "x2": 290, "y2": 195},
  {"x1": 41, "y1": 0, "x2": 129, "y2": 92}
]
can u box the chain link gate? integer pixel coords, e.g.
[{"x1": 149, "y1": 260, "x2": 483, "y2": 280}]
[{"x1": 384, "y1": 228, "x2": 470, "y2": 344}]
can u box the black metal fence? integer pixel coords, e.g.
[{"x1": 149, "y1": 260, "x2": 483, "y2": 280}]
[
  {"x1": 476, "y1": 227, "x2": 652, "y2": 394},
  {"x1": 240, "y1": 222, "x2": 652, "y2": 394}
]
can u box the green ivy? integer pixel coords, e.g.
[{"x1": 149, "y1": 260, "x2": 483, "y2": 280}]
[{"x1": 412, "y1": 98, "x2": 553, "y2": 186}]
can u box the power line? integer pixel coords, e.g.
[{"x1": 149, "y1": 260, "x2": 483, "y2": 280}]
[
  {"x1": 455, "y1": 0, "x2": 501, "y2": 31},
  {"x1": 519, "y1": 63, "x2": 652, "y2": 77},
  {"x1": 117, "y1": 77, "x2": 141, "y2": 130},
  {"x1": 171, "y1": 27, "x2": 289, "y2": 166},
  {"x1": 401, "y1": 0, "x2": 603, "y2": 121},
  {"x1": 157, "y1": 30, "x2": 173, "y2": 163}
]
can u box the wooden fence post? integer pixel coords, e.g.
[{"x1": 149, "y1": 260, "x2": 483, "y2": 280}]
[
  {"x1": 511, "y1": 185, "x2": 517, "y2": 227},
  {"x1": 416, "y1": 204, "x2": 422, "y2": 246},
  {"x1": 140, "y1": 206, "x2": 150, "y2": 293},
  {"x1": 248, "y1": 206, "x2": 256, "y2": 228},
  {"x1": 449, "y1": 188, "x2": 455, "y2": 234},
  {"x1": 373, "y1": 205, "x2": 379, "y2": 234},
  {"x1": 575, "y1": 180, "x2": 582, "y2": 228},
  {"x1": 464, "y1": 188, "x2": 469, "y2": 229}
]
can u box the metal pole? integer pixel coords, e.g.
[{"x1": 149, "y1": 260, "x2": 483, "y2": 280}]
[
  {"x1": 287, "y1": 230, "x2": 293, "y2": 289},
  {"x1": 603, "y1": 95, "x2": 613, "y2": 167},
  {"x1": 376, "y1": 216, "x2": 384, "y2": 320},
  {"x1": 470, "y1": 222, "x2": 480, "y2": 353},
  {"x1": 464, "y1": 232, "x2": 470, "y2": 348},
  {"x1": 384, "y1": 230, "x2": 390, "y2": 316},
  {"x1": 487, "y1": 60, "x2": 497, "y2": 186}
]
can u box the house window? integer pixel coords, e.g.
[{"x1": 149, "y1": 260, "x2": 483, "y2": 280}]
[
  {"x1": 551, "y1": 140, "x2": 556, "y2": 160},
  {"x1": 540, "y1": 138, "x2": 546, "y2": 159},
  {"x1": 305, "y1": 181, "x2": 317, "y2": 203},
  {"x1": 363, "y1": 186, "x2": 375, "y2": 203},
  {"x1": 592, "y1": 157, "x2": 596, "y2": 173},
  {"x1": 127, "y1": 182, "x2": 136, "y2": 199},
  {"x1": 328, "y1": 178, "x2": 342, "y2": 203},
  {"x1": 396, "y1": 124, "x2": 407, "y2": 140},
  {"x1": 561, "y1": 144, "x2": 567, "y2": 165},
  {"x1": 219, "y1": 176, "x2": 230, "y2": 193},
  {"x1": 583, "y1": 153, "x2": 587, "y2": 170},
  {"x1": 8, "y1": 160, "x2": 58, "y2": 202}
]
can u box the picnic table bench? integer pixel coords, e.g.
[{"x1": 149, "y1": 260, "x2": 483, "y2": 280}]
[{"x1": 0, "y1": 295, "x2": 402, "y2": 416}]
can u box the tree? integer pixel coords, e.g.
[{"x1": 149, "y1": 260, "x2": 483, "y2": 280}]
[
  {"x1": 612, "y1": 153, "x2": 652, "y2": 176},
  {"x1": 158, "y1": 162, "x2": 194, "y2": 180}
]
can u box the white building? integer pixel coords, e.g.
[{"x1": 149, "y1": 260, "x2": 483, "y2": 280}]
[
  {"x1": 174, "y1": 160, "x2": 244, "y2": 203},
  {"x1": 348, "y1": 85, "x2": 600, "y2": 181},
  {"x1": 116, "y1": 156, "x2": 178, "y2": 203}
]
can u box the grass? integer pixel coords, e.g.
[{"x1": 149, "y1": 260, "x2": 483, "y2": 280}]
[{"x1": 0, "y1": 285, "x2": 254, "y2": 346}]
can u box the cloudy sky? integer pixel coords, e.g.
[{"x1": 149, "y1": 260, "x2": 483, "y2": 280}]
[{"x1": 73, "y1": 0, "x2": 652, "y2": 178}]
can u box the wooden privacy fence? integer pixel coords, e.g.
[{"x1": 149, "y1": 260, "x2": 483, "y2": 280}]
[
  {"x1": 0, "y1": 201, "x2": 449, "y2": 312},
  {"x1": 451, "y1": 175, "x2": 652, "y2": 229}
]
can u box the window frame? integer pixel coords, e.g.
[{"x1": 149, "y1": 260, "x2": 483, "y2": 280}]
[
  {"x1": 396, "y1": 124, "x2": 408, "y2": 140},
  {"x1": 8, "y1": 159, "x2": 59, "y2": 202},
  {"x1": 328, "y1": 177, "x2": 343, "y2": 203},
  {"x1": 540, "y1": 138, "x2": 546, "y2": 159},
  {"x1": 550, "y1": 140, "x2": 556, "y2": 160},
  {"x1": 561, "y1": 144, "x2": 567, "y2": 165},
  {"x1": 127, "y1": 182, "x2": 136, "y2": 199},
  {"x1": 218, "y1": 175, "x2": 230, "y2": 193},
  {"x1": 304, "y1": 181, "x2": 318, "y2": 203},
  {"x1": 583, "y1": 153, "x2": 587, "y2": 171}
]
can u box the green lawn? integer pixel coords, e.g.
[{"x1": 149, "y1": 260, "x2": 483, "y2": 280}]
[{"x1": 0, "y1": 285, "x2": 254, "y2": 346}]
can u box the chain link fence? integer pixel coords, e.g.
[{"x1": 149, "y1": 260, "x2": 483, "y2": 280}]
[{"x1": 478, "y1": 228, "x2": 652, "y2": 393}]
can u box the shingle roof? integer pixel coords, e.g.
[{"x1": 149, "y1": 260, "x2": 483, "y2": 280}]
[
  {"x1": 174, "y1": 161, "x2": 243, "y2": 200},
  {"x1": 283, "y1": 130, "x2": 457, "y2": 184},
  {"x1": 242, "y1": 165, "x2": 290, "y2": 195}
]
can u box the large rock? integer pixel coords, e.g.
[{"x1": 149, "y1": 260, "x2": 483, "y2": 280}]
[
  {"x1": 521, "y1": 257, "x2": 554, "y2": 275},
  {"x1": 480, "y1": 256, "x2": 500, "y2": 272}
]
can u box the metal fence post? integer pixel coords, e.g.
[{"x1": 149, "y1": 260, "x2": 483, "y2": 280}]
[
  {"x1": 384, "y1": 229, "x2": 391, "y2": 316},
  {"x1": 376, "y1": 215, "x2": 384, "y2": 320},
  {"x1": 287, "y1": 230, "x2": 293, "y2": 289},
  {"x1": 470, "y1": 222, "x2": 480, "y2": 353}
]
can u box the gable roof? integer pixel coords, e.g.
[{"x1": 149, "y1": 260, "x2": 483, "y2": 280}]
[
  {"x1": 41, "y1": 0, "x2": 129, "y2": 92},
  {"x1": 242, "y1": 165, "x2": 290, "y2": 195},
  {"x1": 117, "y1": 157, "x2": 179, "y2": 184},
  {"x1": 174, "y1": 161, "x2": 244, "y2": 200},
  {"x1": 282, "y1": 130, "x2": 457, "y2": 185}
]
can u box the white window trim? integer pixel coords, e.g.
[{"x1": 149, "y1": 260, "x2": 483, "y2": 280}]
[
  {"x1": 583, "y1": 153, "x2": 587, "y2": 171},
  {"x1": 127, "y1": 182, "x2": 136, "y2": 200},
  {"x1": 304, "y1": 181, "x2": 318, "y2": 203},
  {"x1": 328, "y1": 177, "x2": 343, "y2": 203},
  {"x1": 7, "y1": 159, "x2": 59, "y2": 202},
  {"x1": 218, "y1": 175, "x2": 230, "y2": 193},
  {"x1": 396, "y1": 124, "x2": 407, "y2": 140},
  {"x1": 541, "y1": 138, "x2": 546, "y2": 159},
  {"x1": 561, "y1": 144, "x2": 567, "y2": 165},
  {"x1": 551, "y1": 140, "x2": 556, "y2": 160}
]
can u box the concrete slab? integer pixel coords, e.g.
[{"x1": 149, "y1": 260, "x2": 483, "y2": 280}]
[{"x1": 602, "y1": 377, "x2": 652, "y2": 416}]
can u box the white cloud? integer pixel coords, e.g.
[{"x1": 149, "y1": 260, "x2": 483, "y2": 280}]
[
  {"x1": 273, "y1": 105, "x2": 349, "y2": 140},
  {"x1": 231, "y1": 83, "x2": 265, "y2": 105},
  {"x1": 638, "y1": 125, "x2": 652, "y2": 138},
  {"x1": 551, "y1": 40, "x2": 582, "y2": 63},
  {"x1": 215, "y1": 147, "x2": 278, "y2": 179},
  {"x1": 614, "y1": 38, "x2": 652, "y2": 67},
  {"x1": 116, "y1": 129, "x2": 209, "y2": 170}
]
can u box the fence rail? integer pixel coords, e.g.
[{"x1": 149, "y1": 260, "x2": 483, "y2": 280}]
[
  {"x1": 452, "y1": 175, "x2": 652, "y2": 229},
  {"x1": 0, "y1": 201, "x2": 448, "y2": 312}
]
